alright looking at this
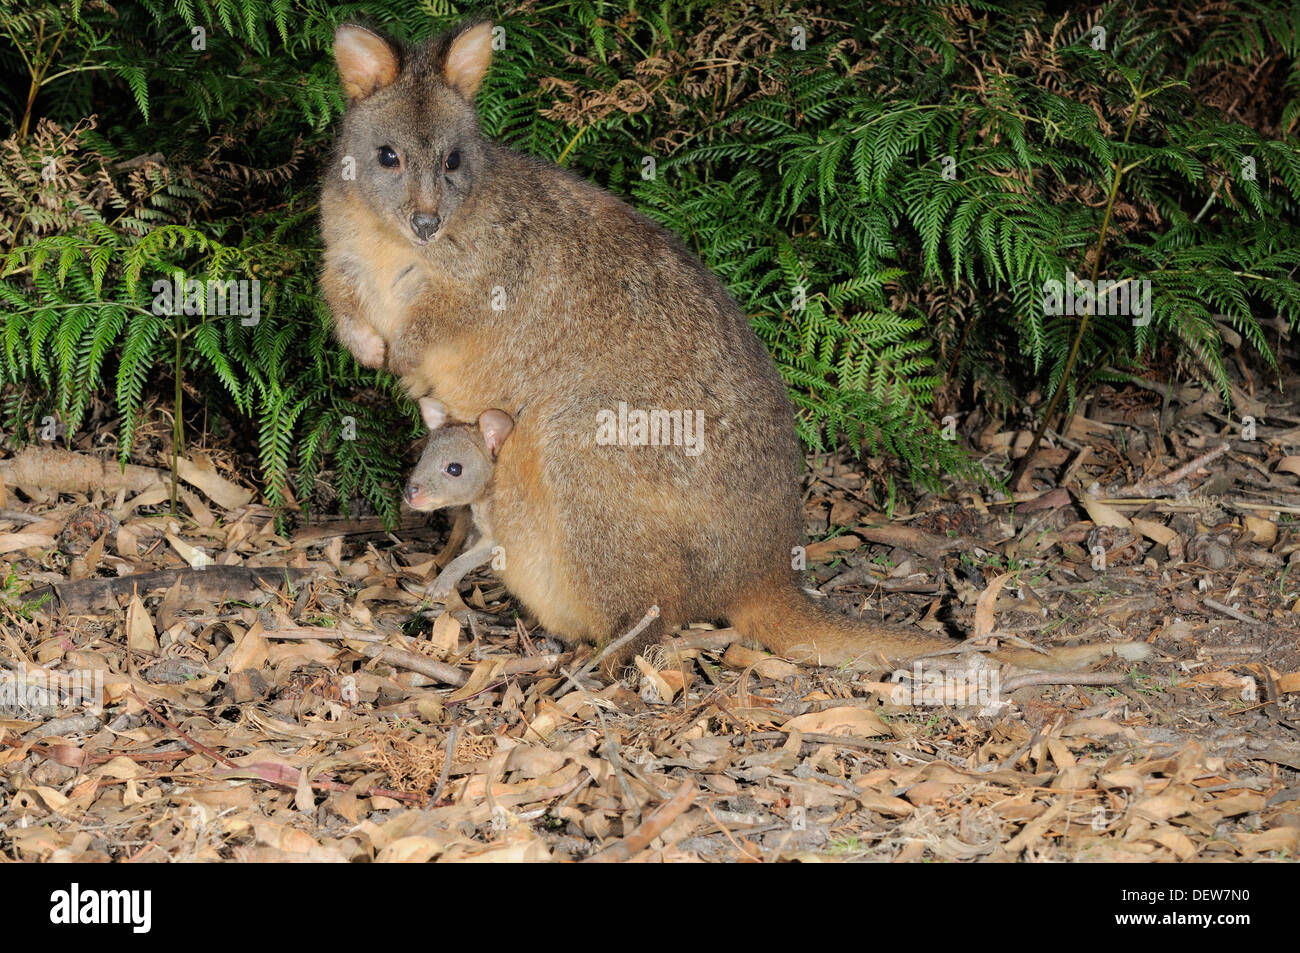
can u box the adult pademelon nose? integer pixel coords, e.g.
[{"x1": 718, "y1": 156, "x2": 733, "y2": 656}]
[
  {"x1": 403, "y1": 482, "x2": 421, "y2": 504},
  {"x1": 411, "y1": 212, "x2": 441, "y2": 241}
]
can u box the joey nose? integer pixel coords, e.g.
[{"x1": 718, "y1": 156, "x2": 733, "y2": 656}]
[
  {"x1": 403, "y1": 482, "x2": 420, "y2": 505},
  {"x1": 410, "y1": 212, "x2": 441, "y2": 241}
]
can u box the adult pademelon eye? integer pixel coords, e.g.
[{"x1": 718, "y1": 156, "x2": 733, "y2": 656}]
[
  {"x1": 378, "y1": 146, "x2": 400, "y2": 168},
  {"x1": 445, "y1": 462, "x2": 463, "y2": 477},
  {"x1": 445, "y1": 150, "x2": 461, "y2": 171}
]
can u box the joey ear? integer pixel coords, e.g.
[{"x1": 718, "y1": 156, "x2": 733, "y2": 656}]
[
  {"x1": 442, "y1": 21, "x2": 494, "y2": 100},
  {"x1": 334, "y1": 25, "x2": 400, "y2": 101},
  {"x1": 478, "y1": 409, "x2": 514, "y2": 457},
  {"x1": 419, "y1": 397, "x2": 447, "y2": 431}
]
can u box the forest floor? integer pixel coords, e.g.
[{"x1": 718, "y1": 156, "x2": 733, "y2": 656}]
[{"x1": 1, "y1": 366, "x2": 1299, "y2": 862}]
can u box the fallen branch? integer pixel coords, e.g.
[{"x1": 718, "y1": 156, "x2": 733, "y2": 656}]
[
  {"x1": 26, "y1": 565, "x2": 317, "y2": 614},
  {"x1": 0, "y1": 446, "x2": 252, "y2": 509},
  {"x1": 291, "y1": 513, "x2": 429, "y2": 543},
  {"x1": 1000, "y1": 670, "x2": 1131, "y2": 693},
  {"x1": 0, "y1": 447, "x2": 162, "y2": 497},
  {"x1": 1, "y1": 738, "x2": 190, "y2": 769},
  {"x1": 665, "y1": 627, "x2": 743, "y2": 656},
  {"x1": 1112, "y1": 443, "x2": 1230, "y2": 498},
  {"x1": 857, "y1": 524, "x2": 967, "y2": 558},
  {"x1": 354, "y1": 643, "x2": 468, "y2": 687}
]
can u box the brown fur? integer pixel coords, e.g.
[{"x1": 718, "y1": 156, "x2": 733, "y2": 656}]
[{"x1": 321, "y1": 21, "x2": 1117, "y2": 674}]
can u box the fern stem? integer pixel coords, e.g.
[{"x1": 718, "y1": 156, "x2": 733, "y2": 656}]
[
  {"x1": 556, "y1": 127, "x2": 586, "y2": 165},
  {"x1": 17, "y1": 21, "x2": 68, "y2": 141},
  {"x1": 1010, "y1": 92, "x2": 1144, "y2": 487},
  {"x1": 16, "y1": 20, "x2": 43, "y2": 142}
]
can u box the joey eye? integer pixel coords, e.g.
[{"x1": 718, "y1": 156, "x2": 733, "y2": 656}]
[
  {"x1": 378, "y1": 146, "x2": 400, "y2": 168},
  {"x1": 445, "y1": 462, "x2": 463, "y2": 477},
  {"x1": 444, "y1": 150, "x2": 461, "y2": 171}
]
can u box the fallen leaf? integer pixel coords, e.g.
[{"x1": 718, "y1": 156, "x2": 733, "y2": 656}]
[
  {"x1": 782, "y1": 707, "x2": 889, "y2": 737},
  {"x1": 228, "y1": 621, "x2": 269, "y2": 674},
  {"x1": 1080, "y1": 497, "x2": 1131, "y2": 529},
  {"x1": 1276, "y1": 456, "x2": 1300, "y2": 478},
  {"x1": 804, "y1": 535, "x2": 861, "y2": 562},
  {"x1": 973, "y1": 572, "x2": 1012, "y2": 640},
  {"x1": 1130, "y1": 517, "x2": 1177, "y2": 547},
  {"x1": 166, "y1": 533, "x2": 214, "y2": 569},
  {"x1": 125, "y1": 593, "x2": 159, "y2": 654},
  {"x1": 0, "y1": 533, "x2": 55, "y2": 554},
  {"x1": 429, "y1": 612, "x2": 461, "y2": 656},
  {"x1": 175, "y1": 452, "x2": 254, "y2": 510},
  {"x1": 1243, "y1": 515, "x2": 1278, "y2": 546}
]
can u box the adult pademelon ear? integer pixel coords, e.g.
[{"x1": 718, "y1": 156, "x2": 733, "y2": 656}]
[
  {"x1": 441, "y1": 21, "x2": 494, "y2": 100},
  {"x1": 334, "y1": 24, "x2": 400, "y2": 101},
  {"x1": 478, "y1": 409, "x2": 514, "y2": 458}
]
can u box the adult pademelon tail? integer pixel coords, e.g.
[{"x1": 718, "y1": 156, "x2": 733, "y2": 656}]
[{"x1": 320, "y1": 20, "x2": 1145, "y2": 673}]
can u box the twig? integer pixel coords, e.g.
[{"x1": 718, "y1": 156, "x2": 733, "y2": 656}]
[
  {"x1": 733, "y1": 730, "x2": 943, "y2": 762},
  {"x1": 2, "y1": 738, "x2": 190, "y2": 767},
  {"x1": 553, "y1": 605, "x2": 659, "y2": 698},
  {"x1": 427, "y1": 725, "x2": 459, "y2": 809},
  {"x1": 264, "y1": 625, "x2": 385, "y2": 643},
  {"x1": 0, "y1": 509, "x2": 45, "y2": 525},
  {"x1": 1256, "y1": 664, "x2": 1300, "y2": 734},
  {"x1": 291, "y1": 513, "x2": 429, "y2": 543},
  {"x1": 700, "y1": 801, "x2": 763, "y2": 863},
  {"x1": 1192, "y1": 173, "x2": 1225, "y2": 224},
  {"x1": 1203, "y1": 598, "x2": 1256, "y2": 624},
  {"x1": 500, "y1": 653, "x2": 568, "y2": 675},
  {"x1": 1067, "y1": 695, "x2": 1127, "y2": 721},
  {"x1": 1195, "y1": 779, "x2": 1273, "y2": 793},
  {"x1": 1011, "y1": 87, "x2": 1146, "y2": 487},
  {"x1": 130, "y1": 690, "x2": 238, "y2": 769},
  {"x1": 1231, "y1": 501, "x2": 1300, "y2": 515},
  {"x1": 1119, "y1": 443, "x2": 1230, "y2": 497},
  {"x1": 585, "y1": 779, "x2": 698, "y2": 862},
  {"x1": 987, "y1": 631, "x2": 1049, "y2": 655}
]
